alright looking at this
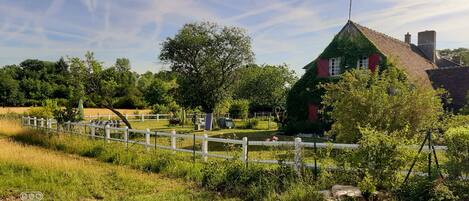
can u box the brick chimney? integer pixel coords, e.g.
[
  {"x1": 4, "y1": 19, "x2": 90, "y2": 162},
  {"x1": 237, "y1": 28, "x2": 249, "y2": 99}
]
[
  {"x1": 405, "y1": 32, "x2": 411, "y2": 44},
  {"x1": 418, "y1": 30, "x2": 436, "y2": 63}
]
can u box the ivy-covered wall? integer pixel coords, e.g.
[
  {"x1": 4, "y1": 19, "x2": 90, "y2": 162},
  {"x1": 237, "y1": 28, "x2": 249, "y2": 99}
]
[{"x1": 286, "y1": 23, "x2": 387, "y2": 134}]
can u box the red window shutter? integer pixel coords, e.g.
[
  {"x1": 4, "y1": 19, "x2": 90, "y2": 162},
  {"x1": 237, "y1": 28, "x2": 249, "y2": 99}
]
[
  {"x1": 316, "y1": 59, "x2": 329, "y2": 78},
  {"x1": 368, "y1": 54, "x2": 380, "y2": 73},
  {"x1": 308, "y1": 104, "x2": 319, "y2": 122}
]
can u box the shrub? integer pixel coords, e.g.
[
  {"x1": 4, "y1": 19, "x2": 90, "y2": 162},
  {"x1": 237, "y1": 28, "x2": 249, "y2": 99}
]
[
  {"x1": 242, "y1": 118, "x2": 259, "y2": 129},
  {"x1": 202, "y1": 160, "x2": 297, "y2": 200},
  {"x1": 349, "y1": 127, "x2": 408, "y2": 190},
  {"x1": 268, "y1": 183, "x2": 325, "y2": 201},
  {"x1": 229, "y1": 99, "x2": 249, "y2": 119},
  {"x1": 152, "y1": 104, "x2": 168, "y2": 114},
  {"x1": 444, "y1": 126, "x2": 469, "y2": 178},
  {"x1": 321, "y1": 67, "x2": 444, "y2": 143},
  {"x1": 27, "y1": 99, "x2": 59, "y2": 118},
  {"x1": 396, "y1": 178, "x2": 458, "y2": 201}
]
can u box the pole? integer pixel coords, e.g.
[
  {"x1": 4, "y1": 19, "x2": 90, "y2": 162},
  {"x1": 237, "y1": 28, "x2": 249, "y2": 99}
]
[
  {"x1": 428, "y1": 131, "x2": 432, "y2": 180},
  {"x1": 348, "y1": 0, "x2": 352, "y2": 21},
  {"x1": 403, "y1": 132, "x2": 429, "y2": 184},
  {"x1": 314, "y1": 137, "x2": 318, "y2": 179},
  {"x1": 193, "y1": 133, "x2": 196, "y2": 164}
]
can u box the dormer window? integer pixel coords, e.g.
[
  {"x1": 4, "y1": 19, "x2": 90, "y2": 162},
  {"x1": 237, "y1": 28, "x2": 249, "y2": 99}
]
[
  {"x1": 357, "y1": 56, "x2": 368, "y2": 69},
  {"x1": 329, "y1": 57, "x2": 341, "y2": 76}
]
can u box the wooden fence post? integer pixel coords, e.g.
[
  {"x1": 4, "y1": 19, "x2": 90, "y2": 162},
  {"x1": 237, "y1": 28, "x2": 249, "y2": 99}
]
[
  {"x1": 202, "y1": 133, "x2": 208, "y2": 162},
  {"x1": 294, "y1": 137, "x2": 302, "y2": 174},
  {"x1": 105, "y1": 125, "x2": 110, "y2": 143},
  {"x1": 67, "y1": 121, "x2": 71, "y2": 132},
  {"x1": 145, "y1": 128, "x2": 151, "y2": 150},
  {"x1": 171, "y1": 130, "x2": 177, "y2": 151},
  {"x1": 40, "y1": 118, "x2": 44, "y2": 128},
  {"x1": 33, "y1": 117, "x2": 37, "y2": 127},
  {"x1": 90, "y1": 124, "x2": 96, "y2": 139},
  {"x1": 124, "y1": 126, "x2": 129, "y2": 146},
  {"x1": 156, "y1": 114, "x2": 159, "y2": 121},
  {"x1": 242, "y1": 137, "x2": 248, "y2": 163},
  {"x1": 141, "y1": 114, "x2": 145, "y2": 122}
]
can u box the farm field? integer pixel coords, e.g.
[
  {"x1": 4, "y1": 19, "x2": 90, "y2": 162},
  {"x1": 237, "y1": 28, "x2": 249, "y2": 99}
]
[
  {"x1": 0, "y1": 107, "x2": 151, "y2": 116},
  {"x1": 0, "y1": 119, "x2": 227, "y2": 201}
]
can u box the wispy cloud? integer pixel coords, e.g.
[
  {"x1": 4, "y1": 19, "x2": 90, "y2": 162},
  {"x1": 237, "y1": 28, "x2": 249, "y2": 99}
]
[{"x1": 0, "y1": 0, "x2": 468, "y2": 74}]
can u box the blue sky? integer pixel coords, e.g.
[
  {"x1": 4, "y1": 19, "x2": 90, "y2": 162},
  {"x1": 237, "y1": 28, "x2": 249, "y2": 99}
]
[{"x1": 1, "y1": 0, "x2": 469, "y2": 75}]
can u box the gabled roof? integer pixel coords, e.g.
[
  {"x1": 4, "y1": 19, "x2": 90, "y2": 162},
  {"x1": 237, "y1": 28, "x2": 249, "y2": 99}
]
[
  {"x1": 427, "y1": 67, "x2": 469, "y2": 110},
  {"x1": 304, "y1": 21, "x2": 437, "y2": 87},
  {"x1": 349, "y1": 21, "x2": 437, "y2": 86}
]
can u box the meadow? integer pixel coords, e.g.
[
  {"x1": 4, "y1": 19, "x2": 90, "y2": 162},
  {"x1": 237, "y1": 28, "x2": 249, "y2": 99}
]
[{"x1": 0, "y1": 119, "x2": 227, "y2": 201}]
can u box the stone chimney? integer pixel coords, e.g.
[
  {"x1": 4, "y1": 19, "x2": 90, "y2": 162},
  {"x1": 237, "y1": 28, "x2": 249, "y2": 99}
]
[
  {"x1": 405, "y1": 32, "x2": 411, "y2": 44},
  {"x1": 418, "y1": 30, "x2": 436, "y2": 63}
]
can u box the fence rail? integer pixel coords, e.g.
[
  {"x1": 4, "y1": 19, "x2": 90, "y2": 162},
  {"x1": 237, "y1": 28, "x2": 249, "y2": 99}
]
[
  {"x1": 83, "y1": 113, "x2": 231, "y2": 122},
  {"x1": 21, "y1": 116, "x2": 448, "y2": 174}
]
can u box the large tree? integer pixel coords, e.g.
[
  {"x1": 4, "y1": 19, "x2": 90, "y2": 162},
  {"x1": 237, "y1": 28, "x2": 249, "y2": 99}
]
[
  {"x1": 160, "y1": 21, "x2": 254, "y2": 130},
  {"x1": 234, "y1": 64, "x2": 297, "y2": 111}
]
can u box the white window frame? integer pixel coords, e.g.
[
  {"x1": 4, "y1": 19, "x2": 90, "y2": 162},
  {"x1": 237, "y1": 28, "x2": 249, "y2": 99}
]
[
  {"x1": 357, "y1": 56, "x2": 369, "y2": 69},
  {"x1": 328, "y1": 57, "x2": 341, "y2": 76}
]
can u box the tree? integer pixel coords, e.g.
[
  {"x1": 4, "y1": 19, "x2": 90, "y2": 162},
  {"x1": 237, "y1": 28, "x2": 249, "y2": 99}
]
[
  {"x1": 160, "y1": 21, "x2": 254, "y2": 130},
  {"x1": 234, "y1": 64, "x2": 297, "y2": 111},
  {"x1": 321, "y1": 66, "x2": 444, "y2": 143},
  {"x1": 68, "y1": 52, "x2": 136, "y2": 128},
  {"x1": 0, "y1": 70, "x2": 22, "y2": 107}
]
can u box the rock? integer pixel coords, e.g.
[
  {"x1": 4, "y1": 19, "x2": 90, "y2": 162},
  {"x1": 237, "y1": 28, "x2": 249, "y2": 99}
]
[
  {"x1": 319, "y1": 190, "x2": 333, "y2": 200},
  {"x1": 331, "y1": 185, "x2": 364, "y2": 200}
]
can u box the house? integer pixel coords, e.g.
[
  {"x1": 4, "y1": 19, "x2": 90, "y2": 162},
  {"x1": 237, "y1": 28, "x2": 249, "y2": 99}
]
[{"x1": 287, "y1": 20, "x2": 469, "y2": 133}]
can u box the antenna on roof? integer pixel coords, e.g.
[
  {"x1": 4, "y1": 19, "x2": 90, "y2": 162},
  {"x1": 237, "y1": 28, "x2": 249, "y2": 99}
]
[{"x1": 348, "y1": 0, "x2": 352, "y2": 21}]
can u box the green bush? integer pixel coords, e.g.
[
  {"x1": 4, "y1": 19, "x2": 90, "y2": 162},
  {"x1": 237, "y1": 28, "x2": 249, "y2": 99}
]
[
  {"x1": 444, "y1": 126, "x2": 469, "y2": 178},
  {"x1": 396, "y1": 178, "x2": 458, "y2": 201},
  {"x1": 151, "y1": 101, "x2": 181, "y2": 114},
  {"x1": 239, "y1": 118, "x2": 259, "y2": 129},
  {"x1": 202, "y1": 161, "x2": 297, "y2": 200},
  {"x1": 229, "y1": 99, "x2": 249, "y2": 119},
  {"x1": 349, "y1": 128, "x2": 409, "y2": 190},
  {"x1": 27, "y1": 99, "x2": 59, "y2": 119},
  {"x1": 267, "y1": 183, "x2": 325, "y2": 201}
]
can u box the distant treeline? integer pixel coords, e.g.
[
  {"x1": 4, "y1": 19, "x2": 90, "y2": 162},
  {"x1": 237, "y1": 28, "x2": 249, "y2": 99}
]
[{"x1": 0, "y1": 55, "x2": 297, "y2": 113}]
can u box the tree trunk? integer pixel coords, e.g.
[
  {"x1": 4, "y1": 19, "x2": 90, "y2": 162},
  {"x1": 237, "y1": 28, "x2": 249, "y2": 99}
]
[
  {"x1": 103, "y1": 105, "x2": 132, "y2": 129},
  {"x1": 204, "y1": 113, "x2": 213, "y2": 131}
]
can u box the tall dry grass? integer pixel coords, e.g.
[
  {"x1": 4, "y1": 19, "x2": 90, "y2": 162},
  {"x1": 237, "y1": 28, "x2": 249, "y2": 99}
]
[{"x1": 0, "y1": 119, "x2": 220, "y2": 200}]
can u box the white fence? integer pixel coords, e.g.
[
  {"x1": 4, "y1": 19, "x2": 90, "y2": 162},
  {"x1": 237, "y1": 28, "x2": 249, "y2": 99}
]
[
  {"x1": 21, "y1": 116, "x2": 448, "y2": 173},
  {"x1": 84, "y1": 113, "x2": 229, "y2": 122}
]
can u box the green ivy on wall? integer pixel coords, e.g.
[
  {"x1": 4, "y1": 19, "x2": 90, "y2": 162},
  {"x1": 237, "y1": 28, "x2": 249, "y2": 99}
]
[
  {"x1": 320, "y1": 33, "x2": 383, "y2": 72},
  {"x1": 286, "y1": 27, "x2": 387, "y2": 134}
]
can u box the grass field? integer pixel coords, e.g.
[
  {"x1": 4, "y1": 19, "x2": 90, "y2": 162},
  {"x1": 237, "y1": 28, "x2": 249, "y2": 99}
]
[
  {"x1": 0, "y1": 119, "x2": 226, "y2": 201},
  {"x1": 0, "y1": 107, "x2": 151, "y2": 116}
]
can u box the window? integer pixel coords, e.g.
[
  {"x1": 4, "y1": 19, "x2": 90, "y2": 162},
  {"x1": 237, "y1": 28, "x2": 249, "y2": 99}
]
[
  {"x1": 329, "y1": 57, "x2": 341, "y2": 76},
  {"x1": 357, "y1": 56, "x2": 368, "y2": 69}
]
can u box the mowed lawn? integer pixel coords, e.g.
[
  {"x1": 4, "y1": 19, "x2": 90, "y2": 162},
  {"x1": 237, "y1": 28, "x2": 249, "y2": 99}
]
[{"x1": 0, "y1": 120, "x2": 224, "y2": 201}]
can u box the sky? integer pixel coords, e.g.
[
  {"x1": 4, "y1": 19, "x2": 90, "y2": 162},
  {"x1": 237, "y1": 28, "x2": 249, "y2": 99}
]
[{"x1": 1, "y1": 0, "x2": 469, "y2": 75}]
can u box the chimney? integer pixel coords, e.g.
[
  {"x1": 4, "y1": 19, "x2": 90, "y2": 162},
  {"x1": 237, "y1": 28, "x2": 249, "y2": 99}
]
[
  {"x1": 405, "y1": 32, "x2": 411, "y2": 44},
  {"x1": 418, "y1": 30, "x2": 436, "y2": 63}
]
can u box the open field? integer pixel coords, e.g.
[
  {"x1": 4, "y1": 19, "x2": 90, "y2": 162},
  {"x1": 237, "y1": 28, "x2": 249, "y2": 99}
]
[
  {"x1": 0, "y1": 107, "x2": 151, "y2": 116},
  {"x1": 0, "y1": 119, "x2": 226, "y2": 201}
]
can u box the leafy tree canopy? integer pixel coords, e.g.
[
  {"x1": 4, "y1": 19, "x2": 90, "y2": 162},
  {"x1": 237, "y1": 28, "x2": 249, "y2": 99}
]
[
  {"x1": 321, "y1": 65, "x2": 444, "y2": 143},
  {"x1": 233, "y1": 64, "x2": 297, "y2": 111},
  {"x1": 160, "y1": 21, "x2": 254, "y2": 113}
]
